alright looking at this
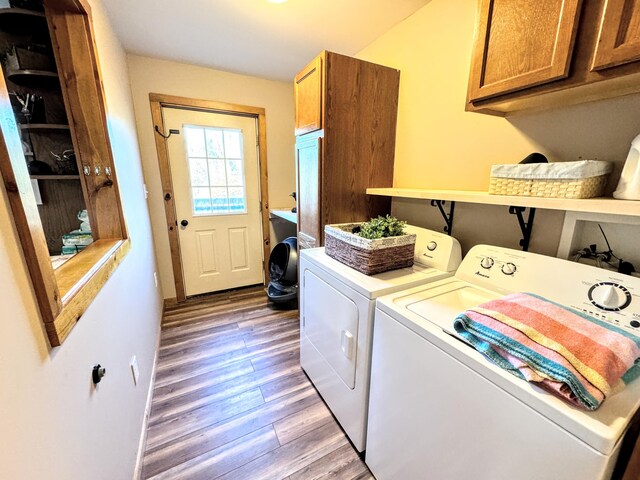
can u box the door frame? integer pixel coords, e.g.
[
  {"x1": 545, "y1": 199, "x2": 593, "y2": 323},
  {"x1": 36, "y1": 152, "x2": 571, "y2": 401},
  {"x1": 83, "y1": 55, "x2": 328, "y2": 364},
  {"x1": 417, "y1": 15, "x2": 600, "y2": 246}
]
[{"x1": 149, "y1": 93, "x2": 270, "y2": 302}]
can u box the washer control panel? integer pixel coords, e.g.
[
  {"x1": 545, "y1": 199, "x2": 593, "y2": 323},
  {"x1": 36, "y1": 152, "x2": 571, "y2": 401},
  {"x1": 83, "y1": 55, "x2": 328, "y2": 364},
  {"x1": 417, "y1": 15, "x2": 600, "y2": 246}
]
[
  {"x1": 588, "y1": 282, "x2": 632, "y2": 312},
  {"x1": 457, "y1": 245, "x2": 640, "y2": 334}
]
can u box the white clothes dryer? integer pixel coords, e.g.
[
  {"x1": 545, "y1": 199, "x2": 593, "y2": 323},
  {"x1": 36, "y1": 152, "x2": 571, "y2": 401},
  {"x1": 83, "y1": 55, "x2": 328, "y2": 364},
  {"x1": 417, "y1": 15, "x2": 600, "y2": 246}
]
[
  {"x1": 299, "y1": 225, "x2": 462, "y2": 452},
  {"x1": 366, "y1": 244, "x2": 640, "y2": 480}
]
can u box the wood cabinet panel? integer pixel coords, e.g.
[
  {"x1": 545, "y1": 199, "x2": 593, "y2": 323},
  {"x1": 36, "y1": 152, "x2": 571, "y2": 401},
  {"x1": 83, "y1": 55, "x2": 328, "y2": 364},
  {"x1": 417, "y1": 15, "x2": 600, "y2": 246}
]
[
  {"x1": 294, "y1": 52, "x2": 398, "y2": 249},
  {"x1": 468, "y1": 0, "x2": 583, "y2": 102},
  {"x1": 296, "y1": 134, "x2": 321, "y2": 248},
  {"x1": 294, "y1": 56, "x2": 322, "y2": 136},
  {"x1": 467, "y1": 0, "x2": 640, "y2": 115},
  {"x1": 592, "y1": 0, "x2": 640, "y2": 70},
  {"x1": 322, "y1": 53, "x2": 395, "y2": 225}
]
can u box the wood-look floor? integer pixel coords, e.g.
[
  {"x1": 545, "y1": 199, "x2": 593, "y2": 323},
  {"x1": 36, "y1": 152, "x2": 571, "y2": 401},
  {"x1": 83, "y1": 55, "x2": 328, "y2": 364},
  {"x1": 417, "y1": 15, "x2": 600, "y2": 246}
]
[{"x1": 141, "y1": 286, "x2": 373, "y2": 480}]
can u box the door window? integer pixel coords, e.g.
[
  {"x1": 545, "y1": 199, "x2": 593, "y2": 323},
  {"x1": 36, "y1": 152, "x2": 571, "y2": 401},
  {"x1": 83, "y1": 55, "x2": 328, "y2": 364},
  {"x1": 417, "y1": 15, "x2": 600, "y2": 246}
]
[{"x1": 183, "y1": 125, "x2": 247, "y2": 215}]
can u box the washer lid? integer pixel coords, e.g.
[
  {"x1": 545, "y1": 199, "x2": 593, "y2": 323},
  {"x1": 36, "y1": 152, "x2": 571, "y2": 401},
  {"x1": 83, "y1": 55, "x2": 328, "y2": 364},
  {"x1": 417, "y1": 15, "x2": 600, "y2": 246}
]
[
  {"x1": 301, "y1": 248, "x2": 452, "y2": 299},
  {"x1": 406, "y1": 283, "x2": 498, "y2": 336},
  {"x1": 376, "y1": 280, "x2": 640, "y2": 456}
]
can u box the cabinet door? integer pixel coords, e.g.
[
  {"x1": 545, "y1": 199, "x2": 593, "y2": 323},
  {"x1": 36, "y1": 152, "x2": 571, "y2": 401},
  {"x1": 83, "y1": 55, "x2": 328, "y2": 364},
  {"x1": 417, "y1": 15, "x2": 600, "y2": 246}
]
[
  {"x1": 592, "y1": 0, "x2": 640, "y2": 71},
  {"x1": 296, "y1": 135, "x2": 322, "y2": 249},
  {"x1": 294, "y1": 56, "x2": 323, "y2": 136},
  {"x1": 468, "y1": 0, "x2": 583, "y2": 102}
]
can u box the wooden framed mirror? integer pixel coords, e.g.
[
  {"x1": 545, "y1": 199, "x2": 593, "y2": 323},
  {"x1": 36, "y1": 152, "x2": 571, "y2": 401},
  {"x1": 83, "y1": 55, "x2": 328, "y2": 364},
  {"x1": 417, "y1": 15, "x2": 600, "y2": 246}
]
[{"x1": 0, "y1": 0, "x2": 129, "y2": 346}]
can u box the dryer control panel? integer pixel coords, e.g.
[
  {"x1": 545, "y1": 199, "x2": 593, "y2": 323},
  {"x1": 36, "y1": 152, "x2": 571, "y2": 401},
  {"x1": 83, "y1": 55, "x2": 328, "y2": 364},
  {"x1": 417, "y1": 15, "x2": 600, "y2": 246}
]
[{"x1": 456, "y1": 245, "x2": 640, "y2": 333}]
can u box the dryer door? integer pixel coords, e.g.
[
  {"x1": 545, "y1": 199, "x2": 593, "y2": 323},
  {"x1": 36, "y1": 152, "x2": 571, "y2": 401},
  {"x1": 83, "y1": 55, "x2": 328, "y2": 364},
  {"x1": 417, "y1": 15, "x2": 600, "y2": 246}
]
[{"x1": 303, "y1": 270, "x2": 359, "y2": 389}]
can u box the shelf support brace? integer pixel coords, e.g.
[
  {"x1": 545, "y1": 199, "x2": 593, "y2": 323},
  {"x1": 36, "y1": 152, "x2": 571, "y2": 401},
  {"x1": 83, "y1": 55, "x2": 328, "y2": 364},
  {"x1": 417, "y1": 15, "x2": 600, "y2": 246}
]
[
  {"x1": 430, "y1": 200, "x2": 455, "y2": 236},
  {"x1": 508, "y1": 206, "x2": 536, "y2": 251}
]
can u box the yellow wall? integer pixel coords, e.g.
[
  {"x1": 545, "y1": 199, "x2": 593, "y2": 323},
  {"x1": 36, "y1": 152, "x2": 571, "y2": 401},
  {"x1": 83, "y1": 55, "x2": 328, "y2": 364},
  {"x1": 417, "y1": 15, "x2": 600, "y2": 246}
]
[
  {"x1": 127, "y1": 55, "x2": 296, "y2": 299},
  {"x1": 357, "y1": 0, "x2": 640, "y2": 255},
  {"x1": 0, "y1": 2, "x2": 162, "y2": 479}
]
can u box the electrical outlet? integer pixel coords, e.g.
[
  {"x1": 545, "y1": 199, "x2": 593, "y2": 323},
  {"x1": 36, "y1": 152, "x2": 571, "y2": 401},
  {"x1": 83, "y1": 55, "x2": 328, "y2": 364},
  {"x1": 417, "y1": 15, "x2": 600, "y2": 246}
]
[
  {"x1": 130, "y1": 356, "x2": 139, "y2": 385},
  {"x1": 154, "y1": 272, "x2": 158, "y2": 288}
]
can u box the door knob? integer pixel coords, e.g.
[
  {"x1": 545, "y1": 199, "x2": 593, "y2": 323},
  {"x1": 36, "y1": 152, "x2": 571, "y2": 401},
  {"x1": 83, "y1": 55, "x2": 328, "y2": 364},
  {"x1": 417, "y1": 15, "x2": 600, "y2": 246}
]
[{"x1": 180, "y1": 219, "x2": 189, "y2": 227}]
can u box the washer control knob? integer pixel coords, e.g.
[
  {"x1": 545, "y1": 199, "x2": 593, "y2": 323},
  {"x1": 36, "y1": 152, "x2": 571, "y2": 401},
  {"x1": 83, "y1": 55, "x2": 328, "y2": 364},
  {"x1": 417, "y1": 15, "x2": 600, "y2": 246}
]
[
  {"x1": 501, "y1": 262, "x2": 517, "y2": 275},
  {"x1": 426, "y1": 241, "x2": 437, "y2": 252},
  {"x1": 480, "y1": 257, "x2": 494, "y2": 269},
  {"x1": 630, "y1": 320, "x2": 640, "y2": 328},
  {"x1": 588, "y1": 282, "x2": 632, "y2": 311}
]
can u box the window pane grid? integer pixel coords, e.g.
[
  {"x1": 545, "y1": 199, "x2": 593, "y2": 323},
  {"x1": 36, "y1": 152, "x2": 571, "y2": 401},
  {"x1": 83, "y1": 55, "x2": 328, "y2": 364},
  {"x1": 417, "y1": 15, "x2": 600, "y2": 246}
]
[{"x1": 184, "y1": 125, "x2": 247, "y2": 216}]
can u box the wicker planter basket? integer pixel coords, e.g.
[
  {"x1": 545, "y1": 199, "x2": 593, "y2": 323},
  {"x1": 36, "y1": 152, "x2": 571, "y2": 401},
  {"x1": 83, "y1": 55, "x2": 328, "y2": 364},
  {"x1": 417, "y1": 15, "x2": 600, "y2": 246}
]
[
  {"x1": 489, "y1": 160, "x2": 612, "y2": 199},
  {"x1": 324, "y1": 223, "x2": 416, "y2": 275}
]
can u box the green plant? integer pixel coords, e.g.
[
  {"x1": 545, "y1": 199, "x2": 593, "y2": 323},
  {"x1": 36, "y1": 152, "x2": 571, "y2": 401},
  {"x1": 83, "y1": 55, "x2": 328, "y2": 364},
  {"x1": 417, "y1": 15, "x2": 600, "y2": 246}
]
[{"x1": 357, "y1": 215, "x2": 407, "y2": 239}]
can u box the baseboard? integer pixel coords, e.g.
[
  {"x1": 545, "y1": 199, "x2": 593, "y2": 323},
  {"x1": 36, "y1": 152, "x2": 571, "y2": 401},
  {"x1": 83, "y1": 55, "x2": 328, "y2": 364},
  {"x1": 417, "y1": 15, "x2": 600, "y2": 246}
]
[
  {"x1": 132, "y1": 326, "x2": 161, "y2": 480},
  {"x1": 163, "y1": 297, "x2": 178, "y2": 309}
]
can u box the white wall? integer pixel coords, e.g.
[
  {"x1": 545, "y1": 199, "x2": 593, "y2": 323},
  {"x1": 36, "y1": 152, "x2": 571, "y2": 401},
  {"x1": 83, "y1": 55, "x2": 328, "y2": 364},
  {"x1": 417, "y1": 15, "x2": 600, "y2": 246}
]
[
  {"x1": 356, "y1": 0, "x2": 640, "y2": 256},
  {"x1": 126, "y1": 55, "x2": 296, "y2": 299},
  {"x1": 0, "y1": 2, "x2": 162, "y2": 479}
]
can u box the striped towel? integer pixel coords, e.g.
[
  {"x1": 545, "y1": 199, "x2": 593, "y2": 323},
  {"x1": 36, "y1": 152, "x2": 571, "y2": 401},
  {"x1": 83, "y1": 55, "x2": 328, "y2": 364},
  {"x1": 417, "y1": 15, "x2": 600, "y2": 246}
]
[{"x1": 454, "y1": 293, "x2": 640, "y2": 410}]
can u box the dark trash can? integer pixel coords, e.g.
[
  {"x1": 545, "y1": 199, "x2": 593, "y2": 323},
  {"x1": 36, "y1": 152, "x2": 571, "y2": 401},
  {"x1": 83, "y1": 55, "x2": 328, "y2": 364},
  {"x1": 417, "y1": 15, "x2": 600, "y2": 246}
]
[{"x1": 267, "y1": 236, "x2": 298, "y2": 304}]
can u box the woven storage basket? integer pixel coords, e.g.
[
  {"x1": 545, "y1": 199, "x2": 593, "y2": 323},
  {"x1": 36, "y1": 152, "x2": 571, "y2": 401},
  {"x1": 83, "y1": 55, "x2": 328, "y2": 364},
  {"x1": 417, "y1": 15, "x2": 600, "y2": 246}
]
[
  {"x1": 489, "y1": 160, "x2": 612, "y2": 199},
  {"x1": 324, "y1": 223, "x2": 416, "y2": 275}
]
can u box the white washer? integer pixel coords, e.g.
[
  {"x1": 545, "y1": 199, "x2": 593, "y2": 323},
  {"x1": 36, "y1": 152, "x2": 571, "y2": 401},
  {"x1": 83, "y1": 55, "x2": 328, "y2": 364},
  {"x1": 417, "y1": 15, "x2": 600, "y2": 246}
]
[
  {"x1": 299, "y1": 225, "x2": 462, "y2": 452},
  {"x1": 366, "y1": 244, "x2": 640, "y2": 480}
]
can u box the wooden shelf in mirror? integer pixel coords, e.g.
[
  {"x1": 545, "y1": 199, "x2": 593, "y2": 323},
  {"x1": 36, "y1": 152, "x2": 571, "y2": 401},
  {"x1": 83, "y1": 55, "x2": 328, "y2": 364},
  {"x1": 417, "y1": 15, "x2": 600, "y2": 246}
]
[
  {"x1": 30, "y1": 174, "x2": 79, "y2": 180},
  {"x1": 6, "y1": 69, "x2": 59, "y2": 86},
  {"x1": 0, "y1": 7, "x2": 46, "y2": 32},
  {"x1": 20, "y1": 123, "x2": 70, "y2": 131}
]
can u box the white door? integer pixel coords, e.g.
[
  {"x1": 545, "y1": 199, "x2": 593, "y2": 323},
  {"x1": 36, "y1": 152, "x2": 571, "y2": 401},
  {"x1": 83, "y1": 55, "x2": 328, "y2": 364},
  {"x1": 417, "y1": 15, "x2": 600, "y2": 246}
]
[{"x1": 164, "y1": 107, "x2": 264, "y2": 296}]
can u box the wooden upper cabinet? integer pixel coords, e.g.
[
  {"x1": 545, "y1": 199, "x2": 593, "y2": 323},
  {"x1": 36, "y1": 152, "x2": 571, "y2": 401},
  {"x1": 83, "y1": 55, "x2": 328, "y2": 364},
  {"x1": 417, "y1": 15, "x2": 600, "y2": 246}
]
[
  {"x1": 293, "y1": 52, "x2": 398, "y2": 249},
  {"x1": 294, "y1": 55, "x2": 323, "y2": 136},
  {"x1": 467, "y1": 0, "x2": 640, "y2": 115},
  {"x1": 591, "y1": 0, "x2": 640, "y2": 71},
  {"x1": 468, "y1": 0, "x2": 583, "y2": 102}
]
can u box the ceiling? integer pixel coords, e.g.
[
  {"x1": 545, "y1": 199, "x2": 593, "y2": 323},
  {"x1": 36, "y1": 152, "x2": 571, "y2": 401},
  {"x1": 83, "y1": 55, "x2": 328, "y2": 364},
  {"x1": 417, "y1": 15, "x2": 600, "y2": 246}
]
[{"x1": 101, "y1": 0, "x2": 431, "y2": 82}]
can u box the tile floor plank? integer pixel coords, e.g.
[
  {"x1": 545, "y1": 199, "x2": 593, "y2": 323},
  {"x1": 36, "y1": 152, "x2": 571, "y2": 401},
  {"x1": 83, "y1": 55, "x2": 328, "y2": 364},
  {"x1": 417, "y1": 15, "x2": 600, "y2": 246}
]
[
  {"x1": 149, "y1": 359, "x2": 300, "y2": 426},
  {"x1": 216, "y1": 421, "x2": 349, "y2": 480},
  {"x1": 152, "y1": 359, "x2": 254, "y2": 405},
  {"x1": 145, "y1": 426, "x2": 279, "y2": 480},
  {"x1": 260, "y1": 369, "x2": 314, "y2": 403},
  {"x1": 273, "y1": 398, "x2": 334, "y2": 445},
  {"x1": 289, "y1": 443, "x2": 369, "y2": 480},
  {"x1": 142, "y1": 386, "x2": 320, "y2": 478},
  {"x1": 141, "y1": 288, "x2": 372, "y2": 479},
  {"x1": 145, "y1": 388, "x2": 264, "y2": 451}
]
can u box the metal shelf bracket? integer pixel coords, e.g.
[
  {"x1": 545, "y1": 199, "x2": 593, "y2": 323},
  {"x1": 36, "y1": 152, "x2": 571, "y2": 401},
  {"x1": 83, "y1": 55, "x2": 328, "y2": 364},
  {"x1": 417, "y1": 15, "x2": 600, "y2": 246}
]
[
  {"x1": 430, "y1": 200, "x2": 455, "y2": 235},
  {"x1": 508, "y1": 206, "x2": 536, "y2": 251}
]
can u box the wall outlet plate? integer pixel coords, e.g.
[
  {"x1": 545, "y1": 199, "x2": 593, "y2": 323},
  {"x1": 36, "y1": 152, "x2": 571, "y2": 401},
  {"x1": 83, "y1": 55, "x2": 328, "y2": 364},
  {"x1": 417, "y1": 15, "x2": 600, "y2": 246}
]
[{"x1": 130, "y1": 356, "x2": 139, "y2": 385}]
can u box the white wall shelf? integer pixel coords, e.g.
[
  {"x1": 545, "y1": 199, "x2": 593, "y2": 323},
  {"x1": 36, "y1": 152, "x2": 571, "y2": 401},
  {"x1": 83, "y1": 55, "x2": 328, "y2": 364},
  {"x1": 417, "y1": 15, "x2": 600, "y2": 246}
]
[
  {"x1": 270, "y1": 208, "x2": 297, "y2": 224},
  {"x1": 366, "y1": 188, "x2": 640, "y2": 216}
]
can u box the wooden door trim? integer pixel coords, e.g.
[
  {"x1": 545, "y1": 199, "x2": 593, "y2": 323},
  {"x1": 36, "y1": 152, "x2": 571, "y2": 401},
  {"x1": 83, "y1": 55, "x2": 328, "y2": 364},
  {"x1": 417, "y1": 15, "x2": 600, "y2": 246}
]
[{"x1": 149, "y1": 93, "x2": 270, "y2": 302}]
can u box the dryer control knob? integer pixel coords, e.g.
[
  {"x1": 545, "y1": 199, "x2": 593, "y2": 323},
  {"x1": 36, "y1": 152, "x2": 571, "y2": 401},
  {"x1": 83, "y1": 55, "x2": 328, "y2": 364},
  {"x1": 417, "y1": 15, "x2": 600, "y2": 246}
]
[
  {"x1": 501, "y1": 262, "x2": 517, "y2": 275},
  {"x1": 588, "y1": 282, "x2": 632, "y2": 311},
  {"x1": 480, "y1": 257, "x2": 494, "y2": 269},
  {"x1": 427, "y1": 241, "x2": 437, "y2": 251}
]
